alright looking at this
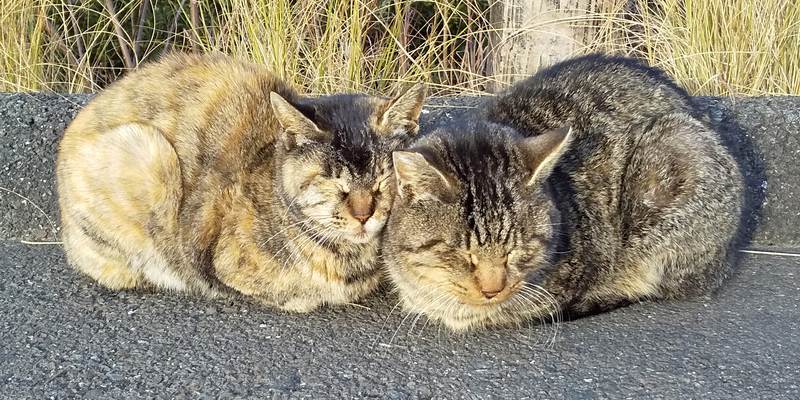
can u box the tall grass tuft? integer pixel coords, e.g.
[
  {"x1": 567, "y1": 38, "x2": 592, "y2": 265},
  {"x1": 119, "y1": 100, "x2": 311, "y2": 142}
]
[
  {"x1": 590, "y1": 0, "x2": 800, "y2": 96},
  {"x1": 1, "y1": 0, "x2": 47, "y2": 92},
  {"x1": 206, "y1": 0, "x2": 495, "y2": 95}
]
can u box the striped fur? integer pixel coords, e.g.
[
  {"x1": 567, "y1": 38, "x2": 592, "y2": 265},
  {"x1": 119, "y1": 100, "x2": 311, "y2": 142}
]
[
  {"x1": 57, "y1": 53, "x2": 425, "y2": 312},
  {"x1": 383, "y1": 54, "x2": 744, "y2": 331}
]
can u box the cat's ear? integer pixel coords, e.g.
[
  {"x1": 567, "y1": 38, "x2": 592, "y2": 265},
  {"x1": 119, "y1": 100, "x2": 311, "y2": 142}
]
[
  {"x1": 520, "y1": 125, "x2": 573, "y2": 187},
  {"x1": 378, "y1": 83, "x2": 426, "y2": 137},
  {"x1": 270, "y1": 92, "x2": 327, "y2": 149},
  {"x1": 393, "y1": 151, "x2": 455, "y2": 201}
]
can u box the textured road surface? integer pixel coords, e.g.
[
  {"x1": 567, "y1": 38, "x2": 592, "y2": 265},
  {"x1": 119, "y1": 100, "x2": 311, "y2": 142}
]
[
  {"x1": 1, "y1": 93, "x2": 800, "y2": 398},
  {"x1": 2, "y1": 241, "x2": 799, "y2": 399}
]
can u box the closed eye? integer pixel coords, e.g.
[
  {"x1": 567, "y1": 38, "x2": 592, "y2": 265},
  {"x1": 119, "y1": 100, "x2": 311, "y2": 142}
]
[
  {"x1": 400, "y1": 238, "x2": 444, "y2": 252},
  {"x1": 417, "y1": 238, "x2": 444, "y2": 251},
  {"x1": 331, "y1": 179, "x2": 350, "y2": 196},
  {"x1": 375, "y1": 174, "x2": 393, "y2": 191},
  {"x1": 509, "y1": 249, "x2": 540, "y2": 268}
]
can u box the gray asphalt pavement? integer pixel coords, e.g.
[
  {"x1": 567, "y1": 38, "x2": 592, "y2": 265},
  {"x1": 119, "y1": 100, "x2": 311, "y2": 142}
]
[
  {"x1": 2, "y1": 241, "x2": 799, "y2": 399},
  {"x1": 2, "y1": 92, "x2": 800, "y2": 399}
]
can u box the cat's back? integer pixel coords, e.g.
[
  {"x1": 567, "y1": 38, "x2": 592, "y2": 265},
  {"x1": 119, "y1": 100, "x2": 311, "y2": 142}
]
[
  {"x1": 55, "y1": 53, "x2": 299, "y2": 294},
  {"x1": 483, "y1": 53, "x2": 699, "y2": 132},
  {"x1": 522, "y1": 53, "x2": 688, "y2": 97},
  {"x1": 61, "y1": 53, "x2": 297, "y2": 148},
  {"x1": 59, "y1": 52, "x2": 300, "y2": 191}
]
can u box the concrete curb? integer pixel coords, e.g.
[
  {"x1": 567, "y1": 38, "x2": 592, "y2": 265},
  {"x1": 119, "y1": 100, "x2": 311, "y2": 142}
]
[{"x1": 0, "y1": 93, "x2": 798, "y2": 247}]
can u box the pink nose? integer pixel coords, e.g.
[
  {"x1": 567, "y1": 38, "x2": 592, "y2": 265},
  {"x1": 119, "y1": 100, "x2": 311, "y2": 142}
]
[
  {"x1": 351, "y1": 212, "x2": 372, "y2": 223},
  {"x1": 348, "y1": 192, "x2": 375, "y2": 224},
  {"x1": 475, "y1": 260, "x2": 507, "y2": 300}
]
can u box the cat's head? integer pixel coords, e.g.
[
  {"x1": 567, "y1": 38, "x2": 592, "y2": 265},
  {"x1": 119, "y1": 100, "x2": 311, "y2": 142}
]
[
  {"x1": 270, "y1": 84, "x2": 426, "y2": 245},
  {"x1": 384, "y1": 120, "x2": 572, "y2": 331}
]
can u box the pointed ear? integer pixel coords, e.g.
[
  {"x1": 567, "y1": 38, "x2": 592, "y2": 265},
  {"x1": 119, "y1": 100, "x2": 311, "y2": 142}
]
[
  {"x1": 270, "y1": 92, "x2": 326, "y2": 148},
  {"x1": 393, "y1": 151, "x2": 455, "y2": 201},
  {"x1": 379, "y1": 83, "x2": 426, "y2": 136},
  {"x1": 520, "y1": 125, "x2": 573, "y2": 187}
]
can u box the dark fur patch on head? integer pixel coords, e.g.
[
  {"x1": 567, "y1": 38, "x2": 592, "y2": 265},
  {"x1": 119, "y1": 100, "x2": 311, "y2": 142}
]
[
  {"x1": 294, "y1": 95, "x2": 382, "y2": 177},
  {"x1": 412, "y1": 120, "x2": 527, "y2": 246}
]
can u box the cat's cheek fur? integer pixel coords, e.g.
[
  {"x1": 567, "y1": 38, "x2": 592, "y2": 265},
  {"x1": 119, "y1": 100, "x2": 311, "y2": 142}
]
[
  {"x1": 294, "y1": 180, "x2": 346, "y2": 229},
  {"x1": 280, "y1": 157, "x2": 322, "y2": 199},
  {"x1": 391, "y1": 264, "x2": 451, "y2": 314}
]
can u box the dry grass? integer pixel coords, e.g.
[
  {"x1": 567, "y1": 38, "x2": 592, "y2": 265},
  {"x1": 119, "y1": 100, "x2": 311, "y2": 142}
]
[
  {"x1": 0, "y1": 0, "x2": 495, "y2": 96},
  {"x1": 205, "y1": 0, "x2": 496, "y2": 95},
  {"x1": 0, "y1": 0, "x2": 46, "y2": 92},
  {"x1": 589, "y1": 0, "x2": 800, "y2": 96},
  {"x1": 1, "y1": 0, "x2": 798, "y2": 96}
]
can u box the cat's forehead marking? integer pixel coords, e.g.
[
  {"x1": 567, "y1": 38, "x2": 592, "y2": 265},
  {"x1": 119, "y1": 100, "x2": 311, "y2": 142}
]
[
  {"x1": 333, "y1": 128, "x2": 377, "y2": 177},
  {"x1": 468, "y1": 233, "x2": 510, "y2": 257},
  {"x1": 439, "y1": 125, "x2": 519, "y2": 247},
  {"x1": 318, "y1": 102, "x2": 379, "y2": 177},
  {"x1": 465, "y1": 195, "x2": 514, "y2": 247},
  {"x1": 307, "y1": 94, "x2": 405, "y2": 187}
]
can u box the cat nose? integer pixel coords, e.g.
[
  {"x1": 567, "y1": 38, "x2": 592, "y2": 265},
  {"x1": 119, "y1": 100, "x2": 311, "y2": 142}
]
[
  {"x1": 479, "y1": 277, "x2": 505, "y2": 298},
  {"x1": 348, "y1": 193, "x2": 375, "y2": 224},
  {"x1": 351, "y1": 212, "x2": 373, "y2": 223},
  {"x1": 476, "y1": 263, "x2": 507, "y2": 299}
]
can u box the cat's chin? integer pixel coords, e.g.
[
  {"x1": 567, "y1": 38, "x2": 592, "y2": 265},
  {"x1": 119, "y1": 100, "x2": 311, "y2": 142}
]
[
  {"x1": 429, "y1": 305, "x2": 503, "y2": 332},
  {"x1": 398, "y1": 295, "x2": 495, "y2": 332},
  {"x1": 345, "y1": 231, "x2": 377, "y2": 244},
  {"x1": 342, "y1": 221, "x2": 385, "y2": 244},
  {"x1": 343, "y1": 227, "x2": 382, "y2": 244},
  {"x1": 403, "y1": 293, "x2": 527, "y2": 331}
]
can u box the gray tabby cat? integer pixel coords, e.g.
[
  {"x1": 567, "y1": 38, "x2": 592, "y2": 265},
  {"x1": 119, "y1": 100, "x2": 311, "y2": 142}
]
[{"x1": 383, "y1": 53, "x2": 743, "y2": 331}]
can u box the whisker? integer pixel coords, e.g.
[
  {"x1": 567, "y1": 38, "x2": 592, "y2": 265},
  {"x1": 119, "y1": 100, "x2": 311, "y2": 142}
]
[
  {"x1": 385, "y1": 282, "x2": 449, "y2": 348},
  {"x1": 517, "y1": 284, "x2": 561, "y2": 346},
  {"x1": 511, "y1": 288, "x2": 551, "y2": 346},
  {"x1": 371, "y1": 281, "x2": 442, "y2": 349},
  {"x1": 526, "y1": 283, "x2": 563, "y2": 325},
  {"x1": 282, "y1": 226, "x2": 333, "y2": 269},
  {"x1": 418, "y1": 293, "x2": 455, "y2": 335},
  {"x1": 300, "y1": 226, "x2": 337, "y2": 268},
  {"x1": 258, "y1": 218, "x2": 314, "y2": 251},
  {"x1": 436, "y1": 295, "x2": 461, "y2": 336},
  {"x1": 407, "y1": 290, "x2": 452, "y2": 337},
  {"x1": 265, "y1": 224, "x2": 320, "y2": 266},
  {"x1": 279, "y1": 196, "x2": 300, "y2": 222}
]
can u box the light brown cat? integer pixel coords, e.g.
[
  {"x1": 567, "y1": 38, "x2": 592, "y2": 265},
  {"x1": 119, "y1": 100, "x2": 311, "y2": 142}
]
[{"x1": 57, "y1": 52, "x2": 425, "y2": 312}]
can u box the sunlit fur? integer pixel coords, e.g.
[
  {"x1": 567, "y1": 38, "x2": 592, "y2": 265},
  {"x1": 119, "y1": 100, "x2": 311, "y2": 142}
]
[
  {"x1": 384, "y1": 124, "x2": 567, "y2": 331},
  {"x1": 383, "y1": 54, "x2": 743, "y2": 331},
  {"x1": 57, "y1": 53, "x2": 425, "y2": 312}
]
